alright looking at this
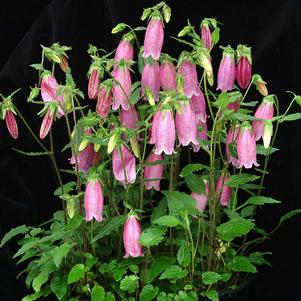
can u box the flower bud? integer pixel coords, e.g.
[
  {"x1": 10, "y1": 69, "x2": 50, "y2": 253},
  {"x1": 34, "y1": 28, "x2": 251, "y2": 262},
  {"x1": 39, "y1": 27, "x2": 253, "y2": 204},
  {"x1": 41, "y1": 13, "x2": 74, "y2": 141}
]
[
  {"x1": 39, "y1": 108, "x2": 54, "y2": 139},
  {"x1": 236, "y1": 45, "x2": 252, "y2": 89},
  {"x1": 28, "y1": 87, "x2": 40, "y2": 101},
  {"x1": 107, "y1": 133, "x2": 119, "y2": 154},
  {"x1": 163, "y1": 5, "x2": 171, "y2": 23},
  {"x1": 141, "y1": 61, "x2": 161, "y2": 102},
  {"x1": 217, "y1": 46, "x2": 235, "y2": 92},
  {"x1": 59, "y1": 55, "x2": 69, "y2": 73},
  {"x1": 96, "y1": 84, "x2": 112, "y2": 119},
  {"x1": 215, "y1": 173, "x2": 232, "y2": 207},
  {"x1": 130, "y1": 136, "x2": 140, "y2": 158},
  {"x1": 123, "y1": 214, "x2": 143, "y2": 258},
  {"x1": 88, "y1": 68, "x2": 100, "y2": 100},
  {"x1": 201, "y1": 23, "x2": 212, "y2": 50},
  {"x1": 5, "y1": 110, "x2": 18, "y2": 139},
  {"x1": 263, "y1": 121, "x2": 273, "y2": 149},
  {"x1": 144, "y1": 151, "x2": 164, "y2": 191},
  {"x1": 84, "y1": 178, "x2": 104, "y2": 222},
  {"x1": 66, "y1": 198, "x2": 76, "y2": 219},
  {"x1": 253, "y1": 74, "x2": 268, "y2": 96}
]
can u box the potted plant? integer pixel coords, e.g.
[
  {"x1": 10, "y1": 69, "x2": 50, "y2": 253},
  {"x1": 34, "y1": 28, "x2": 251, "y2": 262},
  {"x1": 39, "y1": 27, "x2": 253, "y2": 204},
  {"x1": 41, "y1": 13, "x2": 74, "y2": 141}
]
[{"x1": 1, "y1": 2, "x2": 301, "y2": 300}]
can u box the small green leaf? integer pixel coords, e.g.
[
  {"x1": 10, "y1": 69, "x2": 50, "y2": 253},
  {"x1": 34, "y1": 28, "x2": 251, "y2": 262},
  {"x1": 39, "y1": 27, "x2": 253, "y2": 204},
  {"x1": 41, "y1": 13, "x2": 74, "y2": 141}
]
[
  {"x1": 246, "y1": 196, "x2": 281, "y2": 205},
  {"x1": 147, "y1": 256, "x2": 175, "y2": 283},
  {"x1": 53, "y1": 181, "x2": 76, "y2": 196},
  {"x1": 180, "y1": 163, "x2": 207, "y2": 177},
  {"x1": 53, "y1": 243, "x2": 74, "y2": 268},
  {"x1": 256, "y1": 144, "x2": 279, "y2": 155},
  {"x1": 203, "y1": 289, "x2": 219, "y2": 301},
  {"x1": 279, "y1": 209, "x2": 301, "y2": 226},
  {"x1": 151, "y1": 198, "x2": 167, "y2": 223},
  {"x1": 159, "y1": 265, "x2": 186, "y2": 280},
  {"x1": 177, "y1": 243, "x2": 191, "y2": 267},
  {"x1": 139, "y1": 226, "x2": 167, "y2": 247},
  {"x1": 231, "y1": 256, "x2": 257, "y2": 273},
  {"x1": 13, "y1": 148, "x2": 52, "y2": 156},
  {"x1": 91, "y1": 284, "x2": 105, "y2": 301},
  {"x1": 249, "y1": 252, "x2": 271, "y2": 267},
  {"x1": 0, "y1": 224, "x2": 30, "y2": 247},
  {"x1": 240, "y1": 205, "x2": 254, "y2": 218},
  {"x1": 32, "y1": 272, "x2": 49, "y2": 293},
  {"x1": 68, "y1": 263, "x2": 85, "y2": 284},
  {"x1": 104, "y1": 292, "x2": 116, "y2": 301},
  {"x1": 50, "y1": 276, "x2": 68, "y2": 300},
  {"x1": 120, "y1": 275, "x2": 139, "y2": 292},
  {"x1": 140, "y1": 284, "x2": 159, "y2": 301},
  {"x1": 281, "y1": 112, "x2": 301, "y2": 122},
  {"x1": 202, "y1": 271, "x2": 222, "y2": 285},
  {"x1": 226, "y1": 173, "x2": 260, "y2": 188},
  {"x1": 134, "y1": 26, "x2": 147, "y2": 31},
  {"x1": 185, "y1": 173, "x2": 205, "y2": 194},
  {"x1": 153, "y1": 215, "x2": 179, "y2": 227}
]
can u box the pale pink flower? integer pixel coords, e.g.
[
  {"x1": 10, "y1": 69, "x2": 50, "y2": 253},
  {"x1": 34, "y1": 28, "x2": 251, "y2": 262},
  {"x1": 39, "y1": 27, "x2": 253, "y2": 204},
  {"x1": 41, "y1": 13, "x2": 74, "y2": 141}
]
[{"x1": 144, "y1": 151, "x2": 163, "y2": 191}]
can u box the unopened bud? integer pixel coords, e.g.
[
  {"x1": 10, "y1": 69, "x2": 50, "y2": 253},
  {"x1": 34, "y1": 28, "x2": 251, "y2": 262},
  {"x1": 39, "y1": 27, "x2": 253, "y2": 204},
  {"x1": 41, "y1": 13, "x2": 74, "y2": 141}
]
[
  {"x1": 141, "y1": 8, "x2": 151, "y2": 21},
  {"x1": 28, "y1": 87, "x2": 40, "y2": 101},
  {"x1": 67, "y1": 198, "x2": 77, "y2": 219},
  {"x1": 144, "y1": 86, "x2": 155, "y2": 106},
  {"x1": 178, "y1": 26, "x2": 191, "y2": 37},
  {"x1": 111, "y1": 23, "x2": 127, "y2": 34},
  {"x1": 130, "y1": 136, "x2": 140, "y2": 158},
  {"x1": 107, "y1": 133, "x2": 118, "y2": 154},
  {"x1": 163, "y1": 5, "x2": 171, "y2": 23},
  {"x1": 252, "y1": 74, "x2": 268, "y2": 96},
  {"x1": 263, "y1": 121, "x2": 273, "y2": 149},
  {"x1": 79, "y1": 138, "x2": 89, "y2": 152}
]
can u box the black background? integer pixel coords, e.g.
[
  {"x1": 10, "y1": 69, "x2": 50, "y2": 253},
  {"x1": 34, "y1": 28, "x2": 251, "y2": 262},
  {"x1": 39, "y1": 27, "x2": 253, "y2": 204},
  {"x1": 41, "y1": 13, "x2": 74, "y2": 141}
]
[{"x1": 0, "y1": 1, "x2": 301, "y2": 300}]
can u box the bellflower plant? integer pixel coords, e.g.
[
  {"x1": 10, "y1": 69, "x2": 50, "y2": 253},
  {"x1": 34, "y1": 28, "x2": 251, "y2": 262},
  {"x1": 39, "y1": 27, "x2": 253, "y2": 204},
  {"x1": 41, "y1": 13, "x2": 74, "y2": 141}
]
[{"x1": 1, "y1": 2, "x2": 301, "y2": 301}]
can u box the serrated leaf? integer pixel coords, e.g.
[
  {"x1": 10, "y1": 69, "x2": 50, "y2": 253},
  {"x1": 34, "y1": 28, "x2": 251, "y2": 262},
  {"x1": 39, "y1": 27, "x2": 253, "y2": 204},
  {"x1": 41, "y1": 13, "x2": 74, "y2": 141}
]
[
  {"x1": 131, "y1": 87, "x2": 141, "y2": 104},
  {"x1": 53, "y1": 243, "x2": 74, "y2": 268},
  {"x1": 180, "y1": 163, "x2": 207, "y2": 177},
  {"x1": 32, "y1": 271, "x2": 49, "y2": 293},
  {"x1": 68, "y1": 263, "x2": 85, "y2": 284},
  {"x1": 246, "y1": 196, "x2": 281, "y2": 205},
  {"x1": 203, "y1": 289, "x2": 218, "y2": 301},
  {"x1": 256, "y1": 144, "x2": 279, "y2": 155},
  {"x1": 51, "y1": 276, "x2": 68, "y2": 300},
  {"x1": 231, "y1": 256, "x2": 257, "y2": 273},
  {"x1": 216, "y1": 217, "x2": 255, "y2": 241},
  {"x1": 92, "y1": 215, "x2": 126, "y2": 243},
  {"x1": 91, "y1": 284, "x2": 105, "y2": 301},
  {"x1": 226, "y1": 173, "x2": 260, "y2": 188},
  {"x1": 249, "y1": 252, "x2": 271, "y2": 267},
  {"x1": 177, "y1": 242, "x2": 191, "y2": 267},
  {"x1": 153, "y1": 215, "x2": 179, "y2": 227},
  {"x1": 231, "y1": 112, "x2": 255, "y2": 122},
  {"x1": 53, "y1": 181, "x2": 76, "y2": 196},
  {"x1": 13, "y1": 149, "x2": 52, "y2": 157},
  {"x1": 185, "y1": 173, "x2": 205, "y2": 194},
  {"x1": 120, "y1": 275, "x2": 139, "y2": 292},
  {"x1": 281, "y1": 112, "x2": 301, "y2": 122},
  {"x1": 151, "y1": 198, "x2": 167, "y2": 223},
  {"x1": 240, "y1": 205, "x2": 254, "y2": 218},
  {"x1": 159, "y1": 265, "x2": 184, "y2": 280},
  {"x1": 202, "y1": 271, "x2": 222, "y2": 285},
  {"x1": 139, "y1": 226, "x2": 167, "y2": 247},
  {"x1": 140, "y1": 284, "x2": 159, "y2": 301},
  {"x1": 30, "y1": 63, "x2": 44, "y2": 71},
  {"x1": 279, "y1": 209, "x2": 301, "y2": 225},
  {"x1": 104, "y1": 292, "x2": 116, "y2": 301},
  {"x1": 147, "y1": 256, "x2": 175, "y2": 283},
  {"x1": 0, "y1": 224, "x2": 30, "y2": 247}
]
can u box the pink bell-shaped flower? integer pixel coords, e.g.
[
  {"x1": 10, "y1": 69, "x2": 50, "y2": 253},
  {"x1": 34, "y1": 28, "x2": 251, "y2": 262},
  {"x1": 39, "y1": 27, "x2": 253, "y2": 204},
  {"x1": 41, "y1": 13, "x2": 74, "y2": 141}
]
[
  {"x1": 115, "y1": 35, "x2": 134, "y2": 62},
  {"x1": 201, "y1": 21, "x2": 212, "y2": 50},
  {"x1": 84, "y1": 178, "x2": 104, "y2": 222},
  {"x1": 193, "y1": 120, "x2": 208, "y2": 153},
  {"x1": 112, "y1": 64, "x2": 132, "y2": 111},
  {"x1": 237, "y1": 124, "x2": 259, "y2": 169},
  {"x1": 178, "y1": 58, "x2": 199, "y2": 98},
  {"x1": 217, "y1": 46, "x2": 236, "y2": 92},
  {"x1": 5, "y1": 110, "x2": 18, "y2": 139},
  {"x1": 123, "y1": 214, "x2": 143, "y2": 258},
  {"x1": 236, "y1": 45, "x2": 252, "y2": 90},
  {"x1": 191, "y1": 87, "x2": 207, "y2": 123},
  {"x1": 160, "y1": 58, "x2": 176, "y2": 91},
  {"x1": 143, "y1": 16, "x2": 164, "y2": 60},
  {"x1": 151, "y1": 109, "x2": 176, "y2": 155},
  {"x1": 39, "y1": 108, "x2": 54, "y2": 139},
  {"x1": 191, "y1": 180, "x2": 209, "y2": 212},
  {"x1": 226, "y1": 126, "x2": 240, "y2": 167},
  {"x1": 112, "y1": 145, "x2": 136, "y2": 185},
  {"x1": 215, "y1": 173, "x2": 232, "y2": 207},
  {"x1": 41, "y1": 72, "x2": 65, "y2": 117},
  {"x1": 175, "y1": 102, "x2": 198, "y2": 147},
  {"x1": 120, "y1": 106, "x2": 139, "y2": 129},
  {"x1": 96, "y1": 84, "x2": 112, "y2": 119},
  {"x1": 88, "y1": 68, "x2": 100, "y2": 100},
  {"x1": 252, "y1": 97, "x2": 274, "y2": 141},
  {"x1": 144, "y1": 151, "x2": 164, "y2": 191},
  {"x1": 141, "y1": 61, "x2": 161, "y2": 102}
]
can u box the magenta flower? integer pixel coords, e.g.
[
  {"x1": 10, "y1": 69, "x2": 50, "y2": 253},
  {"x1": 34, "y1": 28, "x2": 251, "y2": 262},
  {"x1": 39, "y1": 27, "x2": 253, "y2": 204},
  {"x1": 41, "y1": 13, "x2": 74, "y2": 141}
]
[
  {"x1": 41, "y1": 72, "x2": 65, "y2": 117},
  {"x1": 96, "y1": 84, "x2": 112, "y2": 119},
  {"x1": 217, "y1": 46, "x2": 236, "y2": 92},
  {"x1": 178, "y1": 58, "x2": 199, "y2": 98},
  {"x1": 39, "y1": 109, "x2": 54, "y2": 139},
  {"x1": 112, "y1": 65, "x2": 132, "y2": 111},
  {"x1": 5, "y1": 110, "x2": 18, "y2": 139},
  {"x1": 236, "y1": 45, "x2": 252, "y2": 89},
  {"x1": 215, "y1": 173, "x2": 232, "y2": 207},
  {"x1": 201, "y1": 22, "x2": 212, "y2": 50},
  {"x1": 123, "y1": 214, "x2": 143, "y2": 258},
  {"x1": 115, "y1": 37, "x2": 134, "y2": 62},
  {"x1": 191, "y1": 87, "x2": 207, "y2": 123},
  {"x1": 120, "y1": 106, "x2": 139, "y2": 129},
  {"x1": 252, "y1": 98, "x2": 274, "y2": 141},
  {"x1": 112, "y1": 145, "x2": 136, "y2": 185},
  {"x1": 84, "y1": 178, "x2": 104, "y2": 222},
  {"x1": 143, "y1": 16, "x2": 164, "y2": 60},
  {"x1": 237, "y1": 124, "x2": 259, "y2": 169},
  {"x1": 160, "y1": 59, "x2": 176, "y2": 91},
  {"x1": 193, "y1": 120, "x2": 208, "y2": 153},
  {"x1": 191, "y1": 180, "x2": 209, "y2": 212},
  {"x1": 144, "y1": 151, "x2": 163, "y2": 191},
  {"x1": 226, "y1": 126, "x2": 240, "y2": 167},
  {"x1": 175, "y1": 102, "x2": 198, "y2": 147},
  {"x1": 88, "y1": 68, "x2": 100, "y2": 100},
  {"x1": 151, "y1": 109, "x2": 176, "y2": 155},
  {"x1": 141, "y1": 61, "x2": 161, "y2": 102}
]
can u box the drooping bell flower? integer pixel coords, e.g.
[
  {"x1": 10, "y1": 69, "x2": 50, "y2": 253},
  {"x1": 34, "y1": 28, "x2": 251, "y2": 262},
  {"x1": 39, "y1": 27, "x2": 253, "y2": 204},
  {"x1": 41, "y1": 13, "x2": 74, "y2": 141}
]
[
  {"x1": 252, "y1": 96, "x2": 274, "y2": 141},
  {"x1": 5, "y1": 110, "x2": 18, "y2": 139},
  {"x1": 191, "y1": 87, "x2": 207, "y2": 123},
  {"x1": 217, "y1": 46, "x2": 236, "y2": 92},
  {"x1": 123, "y1": 214, "x2": 143, "y2": 258},
  {"x1": 144, "y1": 151, "x2": 164, "y2": 191},
  {"x1": 253, "y1": 74, "x2": 268, "y2": 96},
  {"x1": 39, "y1": 108, "x2": 54, "y2": 139},
  {"x1": 236, "y1": 45, "x2": 252, "y2": 89},
  {"x1": 120, "y1": 106, "x2": 139, "y2": 129},
  {"x1": 178, "y1": 57, "x2": 199, "y2": 98},
  {"x1": 200, "y1": 20, "x2": 212, "y2": 50},
  {"x1": 151, "y1": 109, "x2": 176, "y2": 155},
  {"x1": 88, "y1": 68, "x2": 100, "y2": 100},
  {"x1": 191, "y1": 180, "x2": 209, "y2": 212},
  {"x1": 96, "y1": 84, "x2": 112, "y2": 119},
  {"x1": 226, "y1": 126, "x2": 240, "y2": 167},
  {"x1": 193, "y1": 120, "x2": 208, "y2": 153},
  {"x1": 84, "y1": 178, "x2": 104, "y2": 222},
  {"x1": 237, "y1": 123, "x2": 259, "y2": 169},
  {"x1": 160, "y1": 56, "x2": 176, "y2": 91},
  {"x1": 114, "y1": 33, "x2": 135, "y2": 62},
  {"x1": 112, "y1": 64, "x2": 132, "y2": 111},
  {"x1": 141, "y1": 61, "x2": 161, "y2": 102},
  {"x1": 41, "y1": 71, "x2": 65, "y2": 117},
  {"x1": 175, "y1": 102, "x2": 198, "y2": 147},
  {"x1": 143, "y1": 16, "x2": 164, "y2": 60},
  {"x1": 215, "y1": 173, "x2": 232, "y2": 207},
  {"x1": 112, "y1": 145, "x2": 136, "y2": 185}
]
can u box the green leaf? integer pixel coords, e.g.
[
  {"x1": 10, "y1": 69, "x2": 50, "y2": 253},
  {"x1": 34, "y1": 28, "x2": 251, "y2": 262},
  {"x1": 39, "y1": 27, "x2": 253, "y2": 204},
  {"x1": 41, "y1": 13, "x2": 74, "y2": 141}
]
[
  {"x1": 92, "y1": 215, "x2": 126, "y2": 243},
  {"x1": 246, "y1": 196, "x2": 281, "y2": 205},
  {"x1": 53, "y1": 242, "x2": 74, "y2": 268},
  {"x1": 177, "y1": 242, "x2": 191, "y2": 267},
  {"x1": 140, "y1": 284, "x2": 159, "y2": 301},
  {"x1": 66, "y1": 215, "x2": 83, "y2": 231},
  {"x1": 159, "y1": 265, "x2": 187, "y2": 280},
  {"x1": 13, "y1": 148, "x2": 52, "y2": 156},
  {"x1": 134, "y1": 26, "x2": 147, "y2": 31},
  {"x1": 240, "y1": 205, "x2": 254, "y2": 218},
  {"x1": 185, "y1": 173, "x2": 205, "y2": 194},
  {"x1": 32, "y1": 271, "x2": 49, "y2": 293},
  {"x1": 30, "y1": 63, "x2": 44, "y2": 71},
  {"x1": 120, "y1": 275, "x2": 139, "y2": 292},
  {"x1": 256, "y1": 144, "x2": 279, "y2": 155},
  {"x1": 147, "y1": 256, "x2": 175, "y2": 283},
  {"x1": 53, "y1": 181, "x2": 76, "y2": 196},
  {"x1": 231, "y1": 112, "x2": 255, "y2": 122},
  {"x1": 131, "y1": 87, "x2": 141, "y2": 104},
  {"x1": 202, "y1": 271, "x2": 222, "y2": 285},
  {"x1": 139, "y1": 226, "x2": 167, "y2": 247},
  {"x1": 51, "y1": 276, "x2": 68, "y2": 300},
  {"x1": 151, "y1": 198, "x2": 167, "y2": 223},
  {"x1": 249, "y1": 252, "x2": 271, "y2": 267},
  {"x1": 153, "y1": 215, "x2": 179, "y2": 227},
  {"x1": 0, "y1": 224, "x2": 30, "y2": 247},
  {"x1": 231, "y1": 256, "x2": 257, "y2": 273},
  {"x1": 68, "y1": 263, "x2": 85, "y2": 284},
  {"x1": 104, "y1": 292, "x2": 116, "y2": 301},
  {"x1": 281, "y1": 112, "x2": 301, "y2": 122},
  {"x1": 180, "y1": 163, "x2": 207, "y2": 177},
  {"x1": 279, "y1": 209, "x2": 301, "y2": 226},
  {"x1": 216, "y1": 217, "x2": 255, "y2": 241},
  {"x1": 226, "y1": 173, "x2": 260, "y2": 188},
  {"x1": 91, "y1": 284, "x2": 105, "y2": 301},
  {"x1": 203, "y1": 289, "x2": 218, "y2": 301},
  {"x1": 211, "y1": 28, "x2": 220, "y2": 46}
]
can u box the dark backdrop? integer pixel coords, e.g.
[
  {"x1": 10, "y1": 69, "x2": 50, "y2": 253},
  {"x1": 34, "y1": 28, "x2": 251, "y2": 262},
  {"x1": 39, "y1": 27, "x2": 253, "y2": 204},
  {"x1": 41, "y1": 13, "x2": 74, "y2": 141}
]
[{"x1": 0, "y1": 1, "x2": 300, "y2": 300}]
